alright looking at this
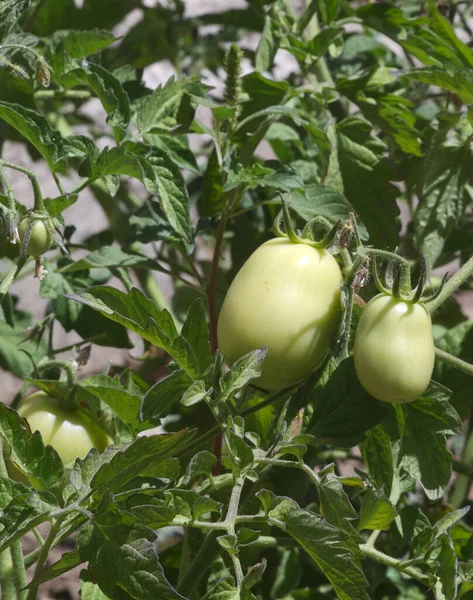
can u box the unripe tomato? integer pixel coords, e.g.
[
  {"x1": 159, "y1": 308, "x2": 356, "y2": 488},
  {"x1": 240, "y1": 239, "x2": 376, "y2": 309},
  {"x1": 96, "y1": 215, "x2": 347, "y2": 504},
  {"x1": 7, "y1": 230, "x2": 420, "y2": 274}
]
[
  {"x1": 17, "y1": 392, "x2": 111, "y2": 465},
  {"x1": 19, "y1": 218, "x2": 52, "y2": 258},
  {"x1": 217, "y1": 238, "x2": 343, "y2": 390},
  {"x1": 353, "y1": 295, "x2": 435, "y2": 404}
]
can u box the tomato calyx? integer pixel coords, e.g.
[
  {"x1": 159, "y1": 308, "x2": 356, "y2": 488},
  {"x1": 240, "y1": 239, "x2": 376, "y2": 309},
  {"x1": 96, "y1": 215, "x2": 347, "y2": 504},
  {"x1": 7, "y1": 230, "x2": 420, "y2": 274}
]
[
  {"x1": 369, "y1": 253, "x2": 449, "y2": 307},
  {"x1": 272, "y1": 196, "x2": 342, "y2": 251}
]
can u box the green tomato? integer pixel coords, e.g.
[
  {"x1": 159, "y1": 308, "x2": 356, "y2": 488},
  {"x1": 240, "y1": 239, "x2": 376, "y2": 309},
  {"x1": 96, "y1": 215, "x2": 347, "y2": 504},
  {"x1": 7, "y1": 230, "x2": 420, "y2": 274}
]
[
  {"x1": 217, "y1": 238, "x2": 343, "y2": 390},
  {"x1": 17, "y1": 392, "x2": 111, "y2": 465},
  {"x1": 18, "y1": 218, "x2": 52, "y2": 258},
  {"x1": 353, "y1": 294, "x2": 435, "y2": 404}
]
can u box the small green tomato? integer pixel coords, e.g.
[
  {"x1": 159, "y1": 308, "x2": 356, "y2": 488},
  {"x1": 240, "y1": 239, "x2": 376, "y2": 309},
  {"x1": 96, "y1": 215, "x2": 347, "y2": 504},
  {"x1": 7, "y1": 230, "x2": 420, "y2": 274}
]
[
  {"x1": 17, "y1": 392, "x2": 111, "y2": 465},
  {"x1": 19, "y1": 218, "x2": 52, "y2": 258},
  {"x1": 217, "y1": 238, "x2": 343, "y2": 390},
  {"x1": 353, "y1": 294, "x2": 435, "y2": 404}
]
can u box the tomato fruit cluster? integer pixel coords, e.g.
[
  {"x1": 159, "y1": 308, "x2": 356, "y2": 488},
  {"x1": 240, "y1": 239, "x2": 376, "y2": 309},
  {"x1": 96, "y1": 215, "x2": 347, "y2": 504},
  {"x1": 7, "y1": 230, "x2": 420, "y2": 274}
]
[
  {"x1": 218, "y1": 236, "x2": 435, "y2": 402},
  {"x1": 217, "y1": 238, "x2": 343, "y2": 390},
  {"x1": 17, "y1": 392, "x2": 111, "y2": 465}
]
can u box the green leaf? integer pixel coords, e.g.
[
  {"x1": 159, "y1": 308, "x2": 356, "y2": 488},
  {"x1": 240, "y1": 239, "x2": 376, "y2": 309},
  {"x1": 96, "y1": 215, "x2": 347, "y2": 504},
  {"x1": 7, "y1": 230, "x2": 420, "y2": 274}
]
[
  {"x1": 404, "y1": 67, "x2": 473, "y2": 105},
  {"x1": 182, "y1": 300, "x2": 212, "y2": 376},
  {"x1": 183, "y1": 451, "x2": 216, "y2": 485},
  {"x1": 77, "y1": 374, "x2": 142, "y2": 434},
  {"x1": 41, "y1": 272, "x2": 132, "y2": 348},
  {"x1": 286, "y1": 186, "x2": 369, "y2": 240},
  {"x1": 358, "y1": 488, "x2": 397, "y2": 531},
  {"x1": 79, "y1": 505, "x2": 185, "y2": 600},
  {"x1": 0, "y1": 102, "x2": 67, "y2": 170},
  {"x1": 336, "y1": 118, "x2": 400, "y2": 248},
  {"x1": 67, "y1": 286, "x2": 201, "y2": 377},
  {"x1": 398, "y1": 384, "x2": 461, "y2": 500},
  {"x1": 90, "y1": 144, "x2": 193, "y2": 246},
  {"x1": 50, "y1": 28, "x2": 116, "y2": 59},
  {"x1": 302, "y1": 358, "x2": 391, "y2": 447},
  {"x1": 80, "y1": 570, "x2": 112, "y2": 600},
  {"x1": 0, "y1": 403, "x2": 64, "y2": 491},
  {"x1": 0, "y1": 319, "x2": 46, "y2": 377},
  {"x1": 429, "y1": 534, "x2": 458, "y2": 600},
  {"x1": 318, "y1": 473, "x2": 363, "y2": 561},
  {"x1": 414, "y1": 139, "x2": 473, "y2": 267},
  {"x1": 141, "y1": 369, "x2": 192, "y2": 424},
  {"x1": 218, "y1": 347, "x2": 267, "y2": 404},
  {"x1": 147, "y1": 134, "x2": 200, "y2": 174},
  {"x1": 270, "y1": 505, "x2": 369, "y2": 600},
  {"x1": 0, "y1": 486, "x2": 57, "y2": 553},
  {"x1": 199, "y1": 148, "x2": 224, "y2": 217},
  {"x1": 180, "y1": 380, "x2": 209, "y2": 408},
  {"x1": 59, "y1": 62, "x2": 131, "y2": 142},
  {"x1": 359, "y1": 424, "x2": 394, "y2": 498},
  {"x1": 284, "y1": 26, "x2": 343, "y2": 62},
  {"x1": 27, "y1": 550, "x2": 82, "y2": 589},
  {"x1": 90, "y1": 429, "x2": 193, "y2": 494},
  {"x1": 256, "y1": 15, "x2": 277, "y2": 72},
  {"x1": 44, "y1": 193, "x2": 78, "y2": 218}
]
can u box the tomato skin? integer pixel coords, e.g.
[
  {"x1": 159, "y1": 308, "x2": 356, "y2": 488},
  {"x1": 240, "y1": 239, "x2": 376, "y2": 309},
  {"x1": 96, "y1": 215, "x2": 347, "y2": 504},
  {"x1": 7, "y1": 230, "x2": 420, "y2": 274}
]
[
  {"x1": 217, "y1": 238, "x2": 343, "y2": 390},
  {"x1": 353, "y1": 294, "x2": 435, "y2": 404},
  {"x1": 18, "y1": 218, "x2": 52, "y2": 258},
  {"x1": 17, "y1": 392, "x2": 111, "y2": 465}
]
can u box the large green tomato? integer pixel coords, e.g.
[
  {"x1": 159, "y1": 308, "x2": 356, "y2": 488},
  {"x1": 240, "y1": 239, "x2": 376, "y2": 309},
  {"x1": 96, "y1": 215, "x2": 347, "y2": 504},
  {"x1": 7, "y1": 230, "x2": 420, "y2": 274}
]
[
  {"x1": 18, "y1": 218, "x2": 52, "y2": 258},
  {"x1": 217, "y1": 238, "x2": 343, "y2": 390},
  {"x1": 17, "y1": 392, "x2": 111, "y2": 465},
  {"x1": 353, "y1": 294, "x2": 435, "y2": 404}
]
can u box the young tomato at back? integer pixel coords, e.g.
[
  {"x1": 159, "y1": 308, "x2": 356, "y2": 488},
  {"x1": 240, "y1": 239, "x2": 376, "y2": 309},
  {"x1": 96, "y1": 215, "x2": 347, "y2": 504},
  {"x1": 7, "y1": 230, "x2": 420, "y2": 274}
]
[
  {"x1": 17, "y1": 392, "x2": 111, "y2": 465},
  {"x1": 217, "y1": 238, "x2": 342, "y2": 390},
  {"x1": 353, "y1": 294, "x2": 435, "y2": 404}
]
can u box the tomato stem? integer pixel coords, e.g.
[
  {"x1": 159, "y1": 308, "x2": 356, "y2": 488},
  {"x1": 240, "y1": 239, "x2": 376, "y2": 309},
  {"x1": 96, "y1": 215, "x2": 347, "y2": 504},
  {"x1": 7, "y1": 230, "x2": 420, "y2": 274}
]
[
  {"x1": 26, "y1": 516, "x2": 65, "y2": 600},
  {"x1": 0, "y1": 161, "x2": 45, "y2": 213},
  {"x1": 0, "y1": 448, "x2": 27, "y2": 600},
  {"x1": 426, "y1": 255, "x2": 473, "y2": 313}
]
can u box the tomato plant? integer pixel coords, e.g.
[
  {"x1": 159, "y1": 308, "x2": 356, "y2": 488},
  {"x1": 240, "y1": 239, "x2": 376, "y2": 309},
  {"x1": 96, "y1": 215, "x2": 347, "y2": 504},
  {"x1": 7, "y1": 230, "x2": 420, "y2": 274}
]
[
  {"x1": 354, "y1": 295, "x2": 435, "y2": 404},
  {"x1": 1, "y1": 1, "x2": 473, "y2": 599},
  {"x1": 17, "y1": 392, "x2": 111, "y2": 465}
]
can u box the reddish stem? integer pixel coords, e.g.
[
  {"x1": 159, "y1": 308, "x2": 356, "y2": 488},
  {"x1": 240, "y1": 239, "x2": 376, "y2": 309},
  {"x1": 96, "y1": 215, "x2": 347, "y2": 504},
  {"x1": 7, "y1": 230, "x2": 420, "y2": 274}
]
[
  {"x1": 208, "y1": 216, "x2": 227, "y2": 474},
  {"x1": 208, "y1": 216, "x2": 227, "y2": 353}
]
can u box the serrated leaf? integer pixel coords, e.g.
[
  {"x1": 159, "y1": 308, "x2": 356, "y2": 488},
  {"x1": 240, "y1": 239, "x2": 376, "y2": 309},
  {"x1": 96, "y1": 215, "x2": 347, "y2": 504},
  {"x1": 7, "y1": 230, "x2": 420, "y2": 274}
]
[
  {"x1": 219, "y1": 347, "x2": 267, "y2": 404},
  {"x1": 59, "y1": 62, "x2": 131, "y2": 141},
  {"x1": 0, "y1": 102, "x2": 66, "y2": 170},
  {"x1": 414, "y1": 139, "x2": 473, "y2": 267},
  {"x1": 68, "y1": 286, "x2": 201, "y2": 377},
  {"x1": 90, "y1": 429, "x2": 193, "y2": 494},
  {"x1": 181, "y1": 300, "x2": 212, "y2": 376},
  {"x1": 358, "y1": 488, "x2": 397, "y2": 531},
  {"x1": 141, "y1": 369, "x2": 192, "y2": 423},
  {"x1": 301, "y1": 357, "x2": 391, "y2": 447},
  {"x1": 256, "y1": 16, "x2": 277, "y2": 72},
  {"x1": 399, "y1": 384, "x2": 461, "y2": 500},
  {"x1": 270, "y1": 505, "x2": 369, "y2": 600},
  {"x1": 180, "y1": 380, "x2": 209, "y2": 407},
  {"x1": 27, "y1": 550, "x2": 82, "y2": 588},
  {"x1": 336, "y1": 118, "x2": 400, "y2": 248},
  {"x1": 0, "y1": 403, "x2": 64, "y2": 491},
  {"x1": 359, "y1": 425, "x2": 394, "y2": 498},
  {"x1": 53, "y1": 28, "x2": 116, "y2": 58}
]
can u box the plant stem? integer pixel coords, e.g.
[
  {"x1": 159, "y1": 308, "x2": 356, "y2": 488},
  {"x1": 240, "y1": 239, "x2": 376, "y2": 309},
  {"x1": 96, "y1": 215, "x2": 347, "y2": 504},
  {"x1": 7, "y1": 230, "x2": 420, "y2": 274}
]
[
  {"x1": 35, "y1": 89, "x2": 92, "y2": 100},
  {"x1": 434, "y1": 347, "x2": 473, "y2": 377},
  {"x1": 26, "y1": 517, "x2": 65, "y2": 600},
  {"x1": 0, "y1": 257, "x2": 26, "y2": 302},
  {"x1": 225, "y1": 476, "x2": 245, "y2": 586},
  {"x1": 360, "y1": 544, "x2": 430, "y2": 585},
  {"x1": 208, "y1": 216, "x2": 227, "y2": 354},
  {"x1": 177, "y1": 531, "x2": 220, "y2": 596},
  {"x1": 0, "y1": 161, "x2": 45, "y2": 212},
  {"x1": 426, "y1": 255, "x2": 473, "y2": 313},
  {"x1": 0, "y1": 448, "x2": 27, "y2": 600}
]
